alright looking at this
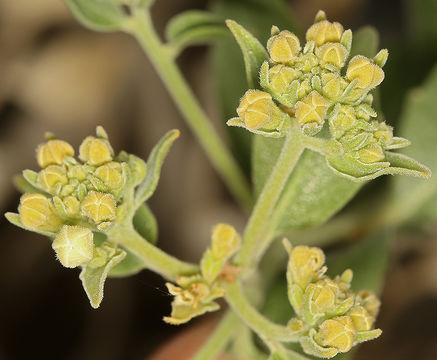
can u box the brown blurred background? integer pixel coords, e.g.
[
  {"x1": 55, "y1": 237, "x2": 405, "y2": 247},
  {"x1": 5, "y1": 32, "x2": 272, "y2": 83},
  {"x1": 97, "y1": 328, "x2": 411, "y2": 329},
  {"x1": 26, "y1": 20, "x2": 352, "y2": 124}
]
[{"x1": 1, "y1": 0, "x2": 436, "y2": 359}]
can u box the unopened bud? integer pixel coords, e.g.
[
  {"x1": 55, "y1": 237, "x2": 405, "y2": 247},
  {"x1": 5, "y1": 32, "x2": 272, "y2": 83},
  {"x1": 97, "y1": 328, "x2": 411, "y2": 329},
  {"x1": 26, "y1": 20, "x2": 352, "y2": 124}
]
[
  {"x1": 37, "y1": 165, "x2": 68, "y2": 193},
  {"x1": 79, "y1": 136, "x2": 113, "y2": 166},
  {"x1": 18, "y1": 193, "x2": 62, "y2": 232},
  {"x1": 268, "y1": 65, "x2": 301, "y2": 94},
  {"x1": 295, "y1": 91, "x2": 330, "y2": 135},
  {"x1": 211, "y1": 223, "x2": 240, "y2": 258},
  {"x1": 330, "y1": 105, "x2": 357, "y2": 138},
  {"x1": 322, "y1": 73, "x2": 348, "y2": 100},
  {"x1": 315, "y1": 316, "x2": 356, "y2": 353},
  {"x1": 80, "y1": 191, "x2": 116, "y2": 224},
  {"x1": 346, "y1": 55, "x2": 384, "y2": 91},
  {"x1": 306, "y1": 20, "x2": 344, "y2": 47},
  {"x1": 347, "y1": 305, "x2": 374, "y2": 331},
  {"x1": 316, "y1": 43, "x2": 348, "y2": 68},
  {"x1": 267, "y1": 29, "x2": 301, "y2": 64},
  {"x1": 52, "y1": 225, "x2": 94, "y2": 268},
  {"x1": 357, "y1": 143, "x2": 385, "y2": 164},
  {"x1": 288, "y1": 245, "x2": 325, "y2": 289},
  {"x1": 36, "y1": 140, "x2": 74, "y2": 168},
  {"x1": 94, "y1": 161, "x2": 125, "y2": 193}
]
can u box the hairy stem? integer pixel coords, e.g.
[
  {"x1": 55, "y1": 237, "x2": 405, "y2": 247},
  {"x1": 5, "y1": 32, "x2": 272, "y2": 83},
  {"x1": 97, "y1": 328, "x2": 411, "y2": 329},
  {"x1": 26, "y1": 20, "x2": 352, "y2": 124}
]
[
  {"x1": 236, "y1": 120, "x2": 304, "y2": 274},
  {"x1": 125, "y1": 8, "x2": 253, "y2": 211},
  {"x1": 108, "y1": 224, "x2": 198, "y2": 281},
  {"x1": 191, "y1": 311, "x2": 240, "y2": 360},
  {"x1": 225, "y1": 282, "x2": 301, "y2": 343}
]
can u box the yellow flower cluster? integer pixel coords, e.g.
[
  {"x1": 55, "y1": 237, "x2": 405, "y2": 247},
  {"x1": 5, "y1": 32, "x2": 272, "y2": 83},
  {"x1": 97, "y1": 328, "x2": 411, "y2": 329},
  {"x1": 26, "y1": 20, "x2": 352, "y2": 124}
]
[
  {"x1": 228, "y1": 10, "x2": 410, "y2": 176},
  {"x1": 15, "y1": 127, "x2": 145, "y2": 268},
  {"x1": 284, "y1": 241, "x2": 382, "y2": 358}
]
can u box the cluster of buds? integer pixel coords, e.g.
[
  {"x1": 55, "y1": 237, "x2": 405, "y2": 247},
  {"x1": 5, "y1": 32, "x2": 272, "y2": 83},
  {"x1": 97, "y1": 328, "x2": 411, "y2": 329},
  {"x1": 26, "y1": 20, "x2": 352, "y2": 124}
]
[
  {"x1": 9, "y1": 127, "x2": 146, "y2": 269},
  {"x1": 164, "y1": 224, "x2": 241, "y2": 324},
  {"x1": 227, "y1": 11, "x2": 417, "y2": 180},
  {"x1": 283, "y1": 240, "x2": 381, "y2": 358}
]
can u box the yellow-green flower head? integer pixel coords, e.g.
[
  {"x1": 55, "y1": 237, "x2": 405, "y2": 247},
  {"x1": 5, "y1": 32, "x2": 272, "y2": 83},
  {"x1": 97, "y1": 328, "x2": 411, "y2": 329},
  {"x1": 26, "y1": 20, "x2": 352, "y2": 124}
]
[
  {"x1": 52, "y1": 225, "x2": 94, "y2": 268},
  {"x1": 37, "y1": 165, "x2": 68, "y2": 194},
  {"x1": 306, "y1": 17, "x2": 344, "y2": 47},
  {"x1": 315, "y1": 316, "x2": 356, "y2": 353},
  {"x1": 18, "y1": 193, "x2": 62, "y2": 232},
  {"x1": 267, "y1": 28, "x2": 301, "y2": 64},
  {"x1": 295, "y1": 91, "x2": 330, "y2": 135},
  {"x1": 36, "y1": 140, "x2": 74, "y2": 168},
  {"x1": 288, "y1": 245, "x2": 325, "y2": 289},
  {"x1": 346, "y1": 55, "x2": 384, "y2": 91},
  {"x1": 236, "y1": 90, "x2": 277, "y2": 130},
  {"x1": 79, "y1": 136, "x2": 113, "y2": 166},
  {"x1": 80, "y1": 191, "x2": 116, "y2": 224}
]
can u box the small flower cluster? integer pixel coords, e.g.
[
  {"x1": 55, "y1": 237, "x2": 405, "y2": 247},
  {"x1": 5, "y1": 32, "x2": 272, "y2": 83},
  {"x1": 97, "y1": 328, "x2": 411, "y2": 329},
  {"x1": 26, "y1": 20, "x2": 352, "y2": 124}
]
[
  {"x1": 228, "y1": 11, "x2": 414, "y2": 180},
  {"x1": 11, "y1": 127, "x2": 146, "y2": 269},
  {"x1": 283, "y1": 240, "x2": 381, "y2": 358},
  {"x1": 164, "y1": 224, "x2": 241, "y2": 324}
]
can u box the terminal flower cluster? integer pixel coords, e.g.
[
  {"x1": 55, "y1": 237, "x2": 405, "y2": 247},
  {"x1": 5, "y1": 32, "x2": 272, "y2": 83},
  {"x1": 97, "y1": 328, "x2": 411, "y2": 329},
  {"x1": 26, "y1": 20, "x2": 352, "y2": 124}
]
[
  {"x1": 283, "y1": 240, "x2": 382, "y2": 358},
  {"x1": 227, "y1": 11, "x2": 424, "y2": 181}
]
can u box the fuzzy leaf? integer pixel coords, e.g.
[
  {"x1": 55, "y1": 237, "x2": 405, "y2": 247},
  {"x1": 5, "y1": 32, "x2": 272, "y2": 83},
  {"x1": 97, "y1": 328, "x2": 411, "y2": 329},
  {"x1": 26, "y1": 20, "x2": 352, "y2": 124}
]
[
  {"x1": 165, "y1": 10, "x2": 228, "y2": 52},
  {"x1": 133, "y1": 204, "x2": 158, "y2": 244},
  {"x1": 4, "y1": 212, "x2": 56, "y2": 238},
  {"x1": 63, "y1": 0, "x2": 126, "y2": 31},
  {"x1": 13, "y1": 175, "x2": 46, "y2": 195},
  {"x1": 135, "y1": 129, "x2": 180, "y2": 205},
  {"x1": 80, "y1": 247, "x2": 126, "y2": 308},
  {"x1": 225, "y1": 20, "x2": 268, "y2": 89},
  {"x1": 385, "y1": 64, "x2": 437, "y2": 224}
]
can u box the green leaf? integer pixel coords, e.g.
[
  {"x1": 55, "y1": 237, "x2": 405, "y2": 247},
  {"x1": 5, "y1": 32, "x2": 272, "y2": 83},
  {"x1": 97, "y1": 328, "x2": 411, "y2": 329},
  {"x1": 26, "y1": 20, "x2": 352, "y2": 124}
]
[
  {"x1": 165, "y1": 11, "x2": 229, "y2": 53},
  {"x1": 326, "y1": 231, "x2": 390, "y2": 294},
  {"x1": 133, "y1": 204, "x2": 158, "y2": 244},
  {"x1": 135, "y1": 129, "x2": 179, "y2": 205},
  {"x1": 63, "y1": 0, "x2": 127, "y2": 31},
  {"x1": 408, "y1": 0, "x2": 437, "y2": 42},
  {"x1": 80, "y1": 247, "x2": 126, "y2": 308},
  {"x1": 225, "y1": 20, "x2": 268, "y2": 89},
  {"x1": 349, "y1": 26, "x2": 379, "y2": 58},
  {"x1": 386, "y1": 64, "x2": 437, "y2": 224}
]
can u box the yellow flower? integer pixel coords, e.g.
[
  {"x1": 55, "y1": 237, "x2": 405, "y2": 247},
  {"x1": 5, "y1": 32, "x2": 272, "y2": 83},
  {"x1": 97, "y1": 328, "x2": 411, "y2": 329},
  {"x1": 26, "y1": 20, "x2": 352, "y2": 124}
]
[
  {"x1": 80, "y1": 191, "x2": 116, "y2": 224},
  {"x1": 267, "y1": 30, "x2": 301, "y2": 64},
  {"x1": 346, "y1": 55, "x2": 384, "y2": 91},
  {"x1": 236, "y1": 90, "x2": 277, "y2": 130},
  {"x1": 295, "y1": 91, "x2": 330, "y2": 134},
  {"x1": 79, "y1": 136, "x2": 113, "y2": 166},
  {"x1": 315, "y1": 316, "x2": 356, "y2": 353}
]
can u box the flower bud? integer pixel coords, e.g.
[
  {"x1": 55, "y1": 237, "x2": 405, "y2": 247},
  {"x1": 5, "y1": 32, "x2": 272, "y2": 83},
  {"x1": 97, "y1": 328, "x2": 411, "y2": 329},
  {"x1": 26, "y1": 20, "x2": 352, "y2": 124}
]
[
  {"x1": 315, "y1": 316, "x2": 356, "y2": 353},
  {"x1": 18, "y1": 193, "x2": 63, "y2": 232},
  {"x1": 306, "y1": 20, "x2": 344, "y2": 47},
  {"x1": 316, "y1": 43, "x2": 348, "y2": 68},
  {"x1": 79, "y1": 136, "x2": 113, "y2": 166},
  {"x1": 211, "y1": 223, "x2": 240, "y2": 258},
  {"x1": 63, "y1": 196, "x2": 80, "y2": 217},
  {"x1": 357, "y1": 143, "x2": 385, "y2": 164},
  {"x1": 52, "y1": 225, "x2": 94, "y2": 268},
  {"x1": 288, "y1": 245, "x2": 325, "y2": 289},
  {"x1": 346, "y1": 55, "x2": 384, "y2": 91},
  {"x1": 306, "y1": 281, "x2": 336, "y2": 315},
  {"x1": 36, "y1": 140, "x2": 74, "y2": 168},
  {"x1": 374, "y1": 122, "x2": 393, "y2": 147},
  {"x1": 356, "y1": 290, "x2": 380, "y2": 318},
  {"x1": 37, "y1": 165, "x2": 68, "y2": 193},
  {"x1": 295, "y1": 53, "x2": 319, "y2": 73},
  {"x1": 321, "y1": 73, "x2": 348, "y2": 100},
  {"x1": 347, "y1": 305, "x2": 374, "y2": 331},
  {"x1": 236, "y1": 90, "x2": 282, "y2": 131},
  {"x1": 267, "y1": 30, "x2": 301, "y2": 64},
  {"x1": 80, "y1": 191, "x2": 116, "y2": 224},
  {"x1": 329, "y1": 105, "x2": 357, "y2": 138},
  {"x1": 268, "y1": 65, "x2": 301, "y2": 95},
  {"x1": 67, "y1": 165, "x2": 91, "y2": 181},
  {"x1": 94, "y1": 161, "x2": 126, "y2": 193},
  {"x1": 295, "y1": 91, "x2": 330, "y2": 135}
]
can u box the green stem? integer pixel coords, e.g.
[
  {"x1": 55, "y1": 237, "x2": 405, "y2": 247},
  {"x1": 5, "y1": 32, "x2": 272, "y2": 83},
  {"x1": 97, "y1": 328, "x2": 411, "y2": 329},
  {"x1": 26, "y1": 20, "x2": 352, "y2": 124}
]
[
  {"x1": 236, "y1": 120, "x2": 304, "y2": 273},
  {"x1": 225, "y1": 282, "x2": 301, "y2": 343},
  {"x1": 108, "y1": 224, "x2": 198, "y2": 281},
  {"x1": 125, "y1": 9, "x2": 253, "y2": 211},
  {"x1": 191, "y1": 311, "x2": 239, "y2": 360}
]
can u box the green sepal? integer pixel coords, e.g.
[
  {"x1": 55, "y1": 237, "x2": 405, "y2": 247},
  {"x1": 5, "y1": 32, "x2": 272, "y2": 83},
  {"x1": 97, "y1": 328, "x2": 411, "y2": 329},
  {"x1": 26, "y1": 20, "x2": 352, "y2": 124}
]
[
  {"x1": 227, "y1": 117, "x2": 286, "y2": 138},
  {"x1": 354, "y1": 329, "x2": 382, "y2": 344},
  {"x1": 165, "y1": 11, "x2": 228, "y2": 54},
  {"x1": 79, "y1": 246, "x2": 126, "y2": 308},
  {"x1": 134, "y1": 129, "x2": 180, "y2": 206},
  {"x1": 225, "y1": 20, "x2": 268, "y2": 88},
  {"x1": 327, "y1": 151, "x2": 431, "y2": 183},
  {"x1": 13, "y1": 174, "x2": 47, "y2": 195},
  {"x1": 4, "y1": 212, "x2": 56, "y2": 238},
  {"x1": 22, "y1": 170, "x2": 40, "y2": 189},
  {"x1": 163, "y1": 301, "x2": 220, "y2": 325},
  {"x1": 384, "y1": 137, "x2": 410, "y2": 150},
  {"x1": 300, "y1": 329, "x2": 338, "y2": 359},
  {"x1": 63, "y1": 0, "x2": 127, "y2": 32}
]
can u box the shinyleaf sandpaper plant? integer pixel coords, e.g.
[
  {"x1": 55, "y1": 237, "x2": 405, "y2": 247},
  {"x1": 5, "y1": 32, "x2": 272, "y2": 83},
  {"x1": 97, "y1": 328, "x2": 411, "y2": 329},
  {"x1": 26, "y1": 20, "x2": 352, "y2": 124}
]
[{"x1": 5, "y1": 1, "x2": 433, "y2": 360}]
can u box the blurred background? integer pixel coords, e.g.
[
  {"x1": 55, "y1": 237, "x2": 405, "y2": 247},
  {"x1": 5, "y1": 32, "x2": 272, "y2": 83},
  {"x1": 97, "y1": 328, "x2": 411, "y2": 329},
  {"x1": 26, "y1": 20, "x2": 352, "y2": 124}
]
[{"x1": 1, "y1": 0, "x2": 437, "y2": 359}]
